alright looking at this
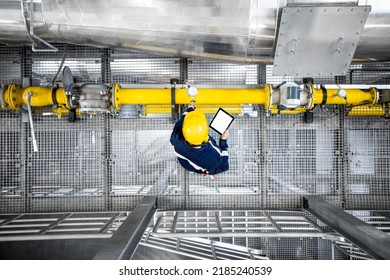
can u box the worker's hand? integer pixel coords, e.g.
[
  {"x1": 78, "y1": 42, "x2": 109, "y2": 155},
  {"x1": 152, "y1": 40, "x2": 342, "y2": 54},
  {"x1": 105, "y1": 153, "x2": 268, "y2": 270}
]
[{"x1": 220, "y1": 130, "x2": 229, "y2": 140}]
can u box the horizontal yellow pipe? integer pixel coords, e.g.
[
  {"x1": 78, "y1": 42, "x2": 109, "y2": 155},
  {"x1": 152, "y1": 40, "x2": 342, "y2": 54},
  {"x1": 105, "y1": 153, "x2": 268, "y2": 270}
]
[
  {"x1": 347, "y1": 105, "x2": 386, "y2": 116},
  {"x1": 113, "y1": 84, "x2": 271, "y2": 110},
  {"x1": 312, "y1": 87, "x2": 377, "y2": 106},
  {"x1": 143, "y1": 105, "x2": 243, "y2": 115},
  {"x1": 2, "y1": 84, "x2": 68, "y2": 109},
  {"x1": 2, "y1": 83, "x2": 384, "y2": 119},
  {"x1": 22, "y1": 87, "x2": 67, "y2": 107},
  {"x1": 270, "y1": 106, "x2": 307, "y2": 115},
  {"x1": 192, "y1": 105, "x2": 243, "y2": 115}
]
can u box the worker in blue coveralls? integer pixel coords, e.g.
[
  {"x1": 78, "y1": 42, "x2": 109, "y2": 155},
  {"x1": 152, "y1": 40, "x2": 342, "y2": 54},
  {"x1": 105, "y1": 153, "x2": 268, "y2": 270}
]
[{"x1": 170, "y1": 103, "x2": 229, "y2": 179}]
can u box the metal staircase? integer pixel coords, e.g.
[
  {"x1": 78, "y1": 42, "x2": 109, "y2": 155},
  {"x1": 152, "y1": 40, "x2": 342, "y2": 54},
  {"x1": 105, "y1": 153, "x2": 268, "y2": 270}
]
[{"x1": 139, "y1": 229, "x2": 268, "y2": 260}]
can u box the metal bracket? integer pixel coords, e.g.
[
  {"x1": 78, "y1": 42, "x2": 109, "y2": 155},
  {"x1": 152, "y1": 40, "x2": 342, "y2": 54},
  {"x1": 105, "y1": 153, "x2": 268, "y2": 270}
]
[
  {"x1": 303, "y1": 195, "x2": 390, "y2": 260},
  {"x1": 21, "y1": 0, "x2": 58, "y2": 52},
  {"x1": 383, "y1": 103, "x2": 390, "y2": 119},
  {"x1": 170, "y1": 78, "x2": 180, "y2": 122},
  {"x1": 93, "y1": 196, "x2": 157, "y2": 260}
]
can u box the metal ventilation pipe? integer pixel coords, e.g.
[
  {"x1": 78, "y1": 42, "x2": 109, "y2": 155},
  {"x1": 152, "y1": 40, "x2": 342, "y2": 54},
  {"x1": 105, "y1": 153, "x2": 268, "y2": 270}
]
[{"x1": 0, "y1": 0, "x2": 389, "y2": 63}]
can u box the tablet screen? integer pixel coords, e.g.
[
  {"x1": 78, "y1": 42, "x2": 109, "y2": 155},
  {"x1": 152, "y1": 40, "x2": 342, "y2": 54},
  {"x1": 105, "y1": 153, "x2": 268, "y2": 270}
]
[{"x1": 209, "y1": 108, "x2": 234, "y2": 135}]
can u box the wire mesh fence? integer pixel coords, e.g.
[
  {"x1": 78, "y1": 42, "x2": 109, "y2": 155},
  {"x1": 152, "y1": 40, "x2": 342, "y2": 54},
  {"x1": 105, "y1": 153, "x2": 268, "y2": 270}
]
[{"x1": 0, "y1": 43, "x2": 389, "y2": 215}]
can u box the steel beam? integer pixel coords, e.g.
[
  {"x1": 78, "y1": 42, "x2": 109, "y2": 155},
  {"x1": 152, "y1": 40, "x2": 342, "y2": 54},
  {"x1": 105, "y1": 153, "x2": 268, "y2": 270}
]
[
  {"x1": 151, "y1": 232, "x2": 326, "y2": 239},
  {"x1": 303, "y1": 195, "x2": 390, "y2": 260},
  {"x1": 93, "y1": 196, "x2": 157, "y2": 260}
]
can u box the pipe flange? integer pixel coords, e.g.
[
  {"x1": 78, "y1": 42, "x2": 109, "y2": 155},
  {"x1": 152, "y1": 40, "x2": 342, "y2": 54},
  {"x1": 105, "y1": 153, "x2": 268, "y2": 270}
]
[
  {"x1": 112, "y1": 83, "x2": 121, "y2": 111},
  {"x1": 6, "y1": 84, "x2": 22, "y2": 110},
  {"x1": 370, "y1": 87, "x2": 380, "y2": 105},
  {"x1": 264, "y1": 84, "x2": 273, "y2": 110},
  {"x1": 304, "y1": 83, "x2": 314, "y2": 110}
]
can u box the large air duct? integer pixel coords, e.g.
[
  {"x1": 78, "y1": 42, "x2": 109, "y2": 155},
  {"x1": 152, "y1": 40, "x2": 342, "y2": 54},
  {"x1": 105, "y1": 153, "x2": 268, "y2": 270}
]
[{"x1": 0, "y1": 1, "x2": 389, "y2": 73}]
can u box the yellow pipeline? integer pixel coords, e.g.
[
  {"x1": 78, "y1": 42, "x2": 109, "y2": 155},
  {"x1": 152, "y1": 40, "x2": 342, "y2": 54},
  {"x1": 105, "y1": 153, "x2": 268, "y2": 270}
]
[
  {"x1": 2, "y1": 83, "x2": 68, "y2": 110},
  {"x1": 347, "y1": 105, "x2": 387, "y2": 116},
  {"x1": 113, "y1": 83, "x2": 271, "y2": 110},
  {"x1": 311, "y1": 86, "x2": 377, "y2": 107},
  {"x1": 2, "y1": 83, "x2": 384, "y2": 118},
  {"x1": 270, "y1": 106, "x2": 307, "y2": 115},
  {"x1": 143, "y1": 105, "x2": 243, "y2": 115}
]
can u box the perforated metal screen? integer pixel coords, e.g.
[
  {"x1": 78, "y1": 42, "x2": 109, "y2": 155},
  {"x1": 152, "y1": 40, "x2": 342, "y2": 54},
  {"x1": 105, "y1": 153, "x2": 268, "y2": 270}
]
[
  {"x1": 0, "y1": 43, "x2": 389, "y2": 259},
  {"x1": 1, "y1": 43, "x2": 390, "y2": 214}
]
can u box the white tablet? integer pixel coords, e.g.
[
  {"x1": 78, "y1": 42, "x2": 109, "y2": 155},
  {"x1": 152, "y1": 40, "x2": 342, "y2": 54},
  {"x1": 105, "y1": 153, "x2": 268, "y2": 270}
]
[{"x1": 209, "y1": 108, "x2": 235, "y2": 135}]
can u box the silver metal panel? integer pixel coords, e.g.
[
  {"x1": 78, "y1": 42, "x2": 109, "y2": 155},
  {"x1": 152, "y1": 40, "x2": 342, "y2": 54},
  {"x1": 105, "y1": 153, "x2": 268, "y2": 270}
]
[{"x1": 273, "y1": 5, "x2": 370, "y2": 76}]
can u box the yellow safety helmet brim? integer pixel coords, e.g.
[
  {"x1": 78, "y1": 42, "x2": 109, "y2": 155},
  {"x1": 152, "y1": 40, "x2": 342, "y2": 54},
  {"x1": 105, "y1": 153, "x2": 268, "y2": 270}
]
[{"x1": 182, "y1": 111, "x2": 209, "y2": 146}]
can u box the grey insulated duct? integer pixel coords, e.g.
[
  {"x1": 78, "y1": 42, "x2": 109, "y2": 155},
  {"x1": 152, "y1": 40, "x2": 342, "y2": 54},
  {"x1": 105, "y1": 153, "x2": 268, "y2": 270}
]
[{"x1": 0, "y1": 0, "x2": 389, "y2": 75}]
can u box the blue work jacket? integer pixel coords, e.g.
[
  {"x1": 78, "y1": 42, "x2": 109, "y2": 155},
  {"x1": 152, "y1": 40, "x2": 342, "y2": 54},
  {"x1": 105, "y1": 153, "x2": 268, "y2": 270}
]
[{"x1": 170, "y1": 108, "x2": 229, "y2": 175}]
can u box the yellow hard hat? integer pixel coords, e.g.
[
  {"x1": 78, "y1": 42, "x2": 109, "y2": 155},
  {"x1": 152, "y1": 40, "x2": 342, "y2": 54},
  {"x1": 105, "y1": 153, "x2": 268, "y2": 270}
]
[{"x1": 182, "y1": 111, "x2": 209, "y2": 145}]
